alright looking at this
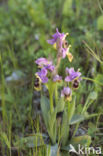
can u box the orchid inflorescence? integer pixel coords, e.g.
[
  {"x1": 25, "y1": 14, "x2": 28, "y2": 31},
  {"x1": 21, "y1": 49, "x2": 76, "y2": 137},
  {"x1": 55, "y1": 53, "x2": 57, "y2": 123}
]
[{"x1": 35, "y1": 28, "x2": 82, "y2": 101}]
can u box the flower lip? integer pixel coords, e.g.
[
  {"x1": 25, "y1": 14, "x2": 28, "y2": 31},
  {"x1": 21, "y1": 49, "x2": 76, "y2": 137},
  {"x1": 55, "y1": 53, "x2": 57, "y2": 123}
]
[
  {"x1": 73, "y1": 79, "x2": 79, "y2": 89},
  {"x1": 34, "y1": 76, "x2": 41, "y2": 91},
  {"x1": 34, "y1": 77, "x2": 41, "y2": 91}
]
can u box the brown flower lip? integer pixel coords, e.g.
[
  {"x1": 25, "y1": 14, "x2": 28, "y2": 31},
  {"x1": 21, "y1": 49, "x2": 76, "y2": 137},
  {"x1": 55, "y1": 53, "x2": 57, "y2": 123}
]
[
  {"x1": 34, "y1": 78, "x2": 40, "y2": 88},
  {"x1": 65, "y1": 94, "x2": 71, "y2": 99},
  {"x1": 73, "y1": 79, "x2": 79, "y2": 88}
]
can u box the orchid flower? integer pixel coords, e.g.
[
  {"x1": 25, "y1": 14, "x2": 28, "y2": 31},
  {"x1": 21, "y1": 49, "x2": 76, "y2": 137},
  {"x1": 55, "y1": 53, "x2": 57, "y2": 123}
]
[
  {"x1": 61, "y1": 87, "x2": 72, "y2": 101},
  {"x1": 47, "y1": 28, "x2": 73, "y2": 61}
]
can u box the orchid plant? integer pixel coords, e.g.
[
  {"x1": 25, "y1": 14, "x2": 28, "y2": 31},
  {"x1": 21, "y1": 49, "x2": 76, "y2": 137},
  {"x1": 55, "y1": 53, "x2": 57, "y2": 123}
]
[{"x1": 34, "y1": 29, "x2": 97, "y2": 153}]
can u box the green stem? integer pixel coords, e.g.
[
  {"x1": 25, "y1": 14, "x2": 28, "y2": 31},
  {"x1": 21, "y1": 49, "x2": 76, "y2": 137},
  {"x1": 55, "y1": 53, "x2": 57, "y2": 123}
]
[
  {"x1": 55, "y1": 84, "x2": 58, "y2": 105},
  {"x1": 72, "y1": 122, "x2": 80, "y2": 138},
  {"x1": 82, "y1": 99, "x2": 89, "y2": 114},
  {"x1": 48, "y1": 81, "x2": 55, "y2": 113},
  {"x1": 0, "y1": 55, "x2": 7, "y2": 125},
  {"x1": 50, "y1": 93, "x2": 54, "y2": 113},
  {"x1": 82, "y1": 77, "x2": 103, "y2": 86},
  {"x1": 82, "y1": 100, "x2": 93, "y2": 114}
]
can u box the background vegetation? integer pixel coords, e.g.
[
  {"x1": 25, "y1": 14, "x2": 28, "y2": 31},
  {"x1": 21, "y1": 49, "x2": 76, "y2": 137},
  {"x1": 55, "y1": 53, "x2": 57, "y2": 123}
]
[{"x1": 0, "y1": 0, "x2": 103, "y2": 155}]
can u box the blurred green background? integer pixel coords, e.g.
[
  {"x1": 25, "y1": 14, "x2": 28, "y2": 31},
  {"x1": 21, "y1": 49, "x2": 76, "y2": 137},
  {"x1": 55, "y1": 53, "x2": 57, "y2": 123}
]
[{"x1": 0, "y1": 0, "x2": 103, "y2": 155}]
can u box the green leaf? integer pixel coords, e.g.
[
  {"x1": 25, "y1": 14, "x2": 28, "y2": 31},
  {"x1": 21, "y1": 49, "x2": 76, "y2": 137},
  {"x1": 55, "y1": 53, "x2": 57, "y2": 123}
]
[
  {"x1": 88, "y1": 122, "x2": 97, "y2": 137},
  {"x1": 61, "y1": 135, "x2": 91, "y2": 153},
  {"x1": 41, "y1": 95, "x2": 57, "y2": 144},
  {"x1": 48, "y1": 110, "x2": 56, "y2": 129},
  {"x1": 1, "y1": 132, "x2": 11, "y2": 149},
  {"x1": 82, "y1": 91, "x2": 97, "y2": 113},
  {"x1": 76, "y1": 104, "x2": 83, "y2": 114},
  {"x1": 88, "y1": 91, "x2": 97, "y2": 100},
  {"x1": 95, "y1": 74, "x2": 103, "y2": 84},
  {"x1": 70, "y1": 114, "x2": 85, "y2": 125},
  {"x1": 97, "y1": 15, "x2": 103, "y2": 30},
  {"x1": 71, "y1": 135, "x2": 91, "y2": 147},
  {"x1": 68, "y1": 96, "x2": 76, "y2": 122},
  {"x1": 46, "y1": 144, "x2": 58, "y2": 156},
  {"x1": 47, "y1": 109, "x2": 57, "y2": 144},
  {"x1": 15, "y1": 135, "x2": 45, "y2": 149},
  {"x1": 60, "y1": 109, "x2": 69, "y2": 146},
  {"x1": 95, "y1": 74, "x2": 103, "y2": 92},
  {"x1": 70, "y1": 113, "x2": 98, "y2": 125},
  {"x1": 56, "y1": 98, "x2": 65, "y2": 113},
  {"x1": 61, "y1": 144, "x2": 77, "y2": 154},
  {"x1": 41, "y1": 95, "x2": 50, "y2": 127}
]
